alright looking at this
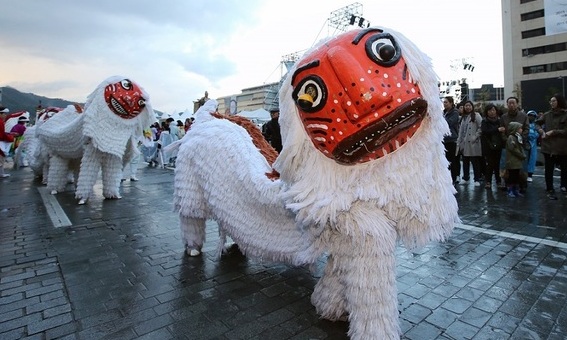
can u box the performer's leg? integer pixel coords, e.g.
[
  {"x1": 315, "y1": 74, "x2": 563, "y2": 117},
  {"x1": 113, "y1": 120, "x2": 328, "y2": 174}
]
[
  {"x1": 14, "y1": 146, "x2": 22, "y2": 168},
  {"x1": 343, "y1": 229, "x2": 399, "y2": 340},
  {"x1": 311, "y1": 253, "x2": 347, "y2": 321},
  {"x1": 75, "y1": 143, "x2": 101, "y2": 203},
  {"x1": 47, "y1": 156, "x2": 69, "y2": 194},
  {"x1": 0, "y1": 154, "x2": 8, "y2": 178},
  {"x1": 101, "y1": 153, "x2": 123, "y2": 199},
  {"x1": 41, "y1": 164, "x2": 48, "y2": 184},
  {"x1": 179, "y1": 215, "x2": 206, "y2": 256},
  {"x1": 129, "y1": 153, "x2": 140, "y2": 181}
]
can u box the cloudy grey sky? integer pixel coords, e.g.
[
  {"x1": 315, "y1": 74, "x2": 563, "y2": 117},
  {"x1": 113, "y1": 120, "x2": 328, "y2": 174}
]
[{"x1": 0, "y1": 0, "x2": 502, "y2": 114}]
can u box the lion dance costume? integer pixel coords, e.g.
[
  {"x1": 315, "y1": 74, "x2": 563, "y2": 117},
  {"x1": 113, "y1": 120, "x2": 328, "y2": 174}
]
[
  {"x1": 37, "y1": 76, "x2": 154, "y2": 204},
  {"x1": 23, "y1": 107, "x2": 63, "y2": 183},
  {"x1": 173, "y1": 27, "x2": 459, "y2": 339}
]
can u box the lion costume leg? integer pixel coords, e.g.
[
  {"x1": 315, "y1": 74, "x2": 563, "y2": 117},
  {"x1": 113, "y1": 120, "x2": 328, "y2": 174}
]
[
  {"x1": 313, "y1": 207, "x2": 400, "y2": 340},
  {"x1": 342, "y1": 230, "x2": 399, "y2": 340},
  {"x1": 179, "y1": 215, "x2": 206, "y2": 256},
  {"x1": 75, "y1": 143, "x2": 101, "y2": 203},
  {"x1": 47, "y1": 155, "x2": 70, "y2": 194},
  {"x1": 100, "y1": 153, "x2": 123, "y2": 199},
  {"x1": 311, "y1": 253, "x2": 348, "y2": 321},
  {"x1": 41, "y1": 160, "x2": 50, "y2": 184}
]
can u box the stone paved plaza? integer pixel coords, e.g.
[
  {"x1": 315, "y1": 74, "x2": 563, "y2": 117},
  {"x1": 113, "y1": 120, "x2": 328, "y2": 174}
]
[{"x1": 1, "y1": 162, "x2": 566, "y2": 339}]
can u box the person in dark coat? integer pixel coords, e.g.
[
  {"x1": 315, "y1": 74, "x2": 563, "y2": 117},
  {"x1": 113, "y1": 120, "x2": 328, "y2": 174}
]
[
  {"x1": 442, "y1": 96, "x2": 461, "y2": 185},
  {"x1": 505, "y1": 122, "x2": 526, "y2": 198},
  {"x1": 263, "y1": 108, "x2": 282, "y2": 153},
  {"x1": 481, "y1": 103, "x2": 505, "y2": 189},
  {"x1": 535, "y1": 93, "x2": 567, "y2": 200}
]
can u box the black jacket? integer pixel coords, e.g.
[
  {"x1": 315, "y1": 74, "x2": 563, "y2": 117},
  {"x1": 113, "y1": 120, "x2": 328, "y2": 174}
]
[{"x1": 263, "y1": 118, "x2": 282, "y2": 153}]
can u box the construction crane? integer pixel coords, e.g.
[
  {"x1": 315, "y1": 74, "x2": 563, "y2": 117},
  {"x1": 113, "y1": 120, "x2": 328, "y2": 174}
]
[{"x1": 267, "y1": 3, "x2": 370, "y2": 110}]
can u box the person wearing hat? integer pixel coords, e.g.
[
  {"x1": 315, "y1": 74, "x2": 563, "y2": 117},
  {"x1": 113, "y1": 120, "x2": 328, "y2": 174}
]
[
  {"x1": 525, "y1": 110, "x2": 541, "y2": 182},
  {"x1": 0, "y1": 107, "x2": 15, "y2": 178},
  {"x1": 262, "y1": 108, "x2": 282, "y2": 153},
  {"x1": 10, "y1": 116, "x2": 30, "y2": 168},
  {"x1": 10, "y1": 116, "x2": 29, "y2": 137}
]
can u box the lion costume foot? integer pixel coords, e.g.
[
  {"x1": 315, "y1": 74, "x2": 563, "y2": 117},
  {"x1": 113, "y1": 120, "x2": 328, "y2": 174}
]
[
  {"x1": 221, "y1": 243, "x2": 243, "y2": 257},
  {"x1": 104, "y1": 195, "x2": 122, "y2": 200},
  {"x1": 186, "y1": 248, "x2": 201, "y2": 257}
]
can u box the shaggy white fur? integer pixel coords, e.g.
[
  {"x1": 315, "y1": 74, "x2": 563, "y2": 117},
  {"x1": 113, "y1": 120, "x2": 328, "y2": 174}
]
[
  {"x1": 36, "y1": 105, "x2": 85, "y2": 193},
  {"x1": 36, "y1": 76, "x2": 154, "y2": 204},
  {"x1": 172, "y1": 100, "x2": 318, "y2": 265},
  {"x1": 25, "y1": 109, "x2": 67, "y2": 183},
  {"x1": 173, "y1": 27, "x2": 459, "y2": 340},
  {"x1": 75, "y1": 76, "x2": 153, "y2": 203},
  {"x1": 21, "y1": 126, "x2": 43, "y2": 178},
  {"x1": 274, "y1": 27, "x2": 459, "y2": 339}
]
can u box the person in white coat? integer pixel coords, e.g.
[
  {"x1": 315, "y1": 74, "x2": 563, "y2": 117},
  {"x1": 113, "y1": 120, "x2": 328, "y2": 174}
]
[{"x1": 457, "y1": 100, "x2": 483, "y2": 186}]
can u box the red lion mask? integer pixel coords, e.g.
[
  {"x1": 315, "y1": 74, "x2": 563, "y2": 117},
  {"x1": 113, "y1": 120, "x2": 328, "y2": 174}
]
[
  {"x1": 104, "y1": 79, "x2": 146, "y2": 119},
  {"x1": 291, "y1": 28, "x2": 427, "y2": 165}
]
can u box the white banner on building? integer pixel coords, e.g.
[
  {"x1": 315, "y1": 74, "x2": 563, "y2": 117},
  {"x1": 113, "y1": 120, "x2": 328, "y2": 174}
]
[
  {"x1": 545, "y1": 0, "x2": 567, "y2": 36},
  {"x1": 224, "y1": 96, "x2": 237, "y2": 115}
]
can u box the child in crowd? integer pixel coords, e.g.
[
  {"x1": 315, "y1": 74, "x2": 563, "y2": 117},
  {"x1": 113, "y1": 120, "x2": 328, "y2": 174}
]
[
  {"x1": 505, "y1": 122, "x2": 526, "y2": 197},
  {"x1": 525, "y1": 110, "x2": 541, "y2": 182}
]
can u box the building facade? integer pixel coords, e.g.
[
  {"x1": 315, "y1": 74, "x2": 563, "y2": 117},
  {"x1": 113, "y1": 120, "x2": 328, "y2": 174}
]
[
  {"x1": 214, "y1": 82, "x2": 280, "y2": 115},
  {"x1": 502, "y1": 0, "x2": 567, "y2": 112}
]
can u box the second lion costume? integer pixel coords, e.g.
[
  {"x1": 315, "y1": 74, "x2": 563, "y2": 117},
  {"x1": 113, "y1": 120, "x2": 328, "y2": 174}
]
[{"x1": 37, "y1": 76, "x2": 154, "y2": 204}]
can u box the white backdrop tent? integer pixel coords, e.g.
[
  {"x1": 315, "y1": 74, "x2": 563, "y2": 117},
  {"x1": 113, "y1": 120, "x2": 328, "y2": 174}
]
[
  {"x1": 161, "y1": 109, "x2": 194, "y2": 123},
  {"x1": 180, "y1": 109, "x2": 194, "y2": 120},
  {"x1": 237, "y1": 108, "x2": 271, "y2": 124}
]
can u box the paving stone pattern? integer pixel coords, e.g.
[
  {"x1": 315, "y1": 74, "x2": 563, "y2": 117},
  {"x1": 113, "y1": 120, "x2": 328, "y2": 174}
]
[{"x1": 1, "y1": 164, "x2": 566, "y2": 339}]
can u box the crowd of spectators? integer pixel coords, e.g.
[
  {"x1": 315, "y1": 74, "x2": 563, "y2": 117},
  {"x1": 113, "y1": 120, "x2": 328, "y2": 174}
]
[{"x1": 442, "y1": 94, "x2": 566, "y2": 200}]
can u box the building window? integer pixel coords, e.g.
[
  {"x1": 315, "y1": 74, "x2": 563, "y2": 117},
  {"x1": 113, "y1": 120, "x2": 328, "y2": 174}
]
[
  {"x1": 521, "y1": 10, "x2": 544, "y2": 21},
  {"x1": 523, "y1": 62, "x2": 567, "y2": 74},
  {"x1": 522, "y1": 27, "x2": 546, "y2": 38},
  {"x1": 496, "y1": 87, "x2": 505, "y2": 101},
  {"x1": 548, "y1": 62, "x2": 567, "y2": 72},
  {"x1": 545, "y1": 43, "x2": 567, "y2": 53},
  {"x1": 520, "y1": 0, "x2": 536, "y2": 3},
  {"x1": 522, "y1": 42, "x2": 567, "y2": 57}
]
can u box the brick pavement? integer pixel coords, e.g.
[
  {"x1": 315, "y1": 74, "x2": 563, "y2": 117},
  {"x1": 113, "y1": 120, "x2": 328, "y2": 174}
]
[{"x1": 1, "y1": 162, "x2": 566, "y2": 339}]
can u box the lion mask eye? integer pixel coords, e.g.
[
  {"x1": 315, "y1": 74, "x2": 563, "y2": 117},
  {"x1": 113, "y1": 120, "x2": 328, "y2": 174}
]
[
  {"x1": 292, "y1": 75, "x2": 327, "y2": 113},
  {"x1": 120, "y1": 79, "x2": 133, "y2": 90},
  {"x1": 365, "y1": 33, "x2": 401, "y2": 67}
]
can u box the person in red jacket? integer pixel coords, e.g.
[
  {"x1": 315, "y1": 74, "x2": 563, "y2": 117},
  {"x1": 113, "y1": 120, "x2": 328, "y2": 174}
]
[{"x1": 0, "y1": 107, "x2": 16, "y2": 178}]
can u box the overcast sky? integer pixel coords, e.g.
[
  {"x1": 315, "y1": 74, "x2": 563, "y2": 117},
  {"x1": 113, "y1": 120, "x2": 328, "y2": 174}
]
[{"x1": 0, "y1": 0, "x2": 503, "y2": 114}]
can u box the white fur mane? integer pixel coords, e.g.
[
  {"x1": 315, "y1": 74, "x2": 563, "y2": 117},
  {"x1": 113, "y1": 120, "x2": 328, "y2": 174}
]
[{"x1": 274, "y1": 27, "x2": 459, "y2": 249}]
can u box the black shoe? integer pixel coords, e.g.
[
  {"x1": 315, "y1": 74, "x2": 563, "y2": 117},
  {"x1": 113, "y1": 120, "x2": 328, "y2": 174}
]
[{"x1": 547, "y1": 190, "x2": 558, "y2": 200}]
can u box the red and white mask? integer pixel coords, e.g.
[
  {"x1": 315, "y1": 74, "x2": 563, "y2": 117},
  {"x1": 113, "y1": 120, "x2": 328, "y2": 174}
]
[
  {"x1": 291, "y1": 28, "x2": 427, "y2": 165},
  {"x1": 104, "y1": 79, "x2": 146, "y2": 119}
]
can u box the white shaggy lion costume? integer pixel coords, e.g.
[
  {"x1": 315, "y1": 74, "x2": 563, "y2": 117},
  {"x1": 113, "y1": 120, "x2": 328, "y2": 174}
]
[
  {"x1": 172, "y1": 99, "x2": 317, "y2": 265},
  {"x1": 24, "y1": 107, "x2": 64, "y2": 183},
  {"x1": 36, "y1": 104, "x2": 85, "y2": 193},
  {"x1": 37, "y1": 76, "x2": 154, "y2": 204},
  {"x1": 173, "y1": 26, "x2": 459, "y2": 339}
]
